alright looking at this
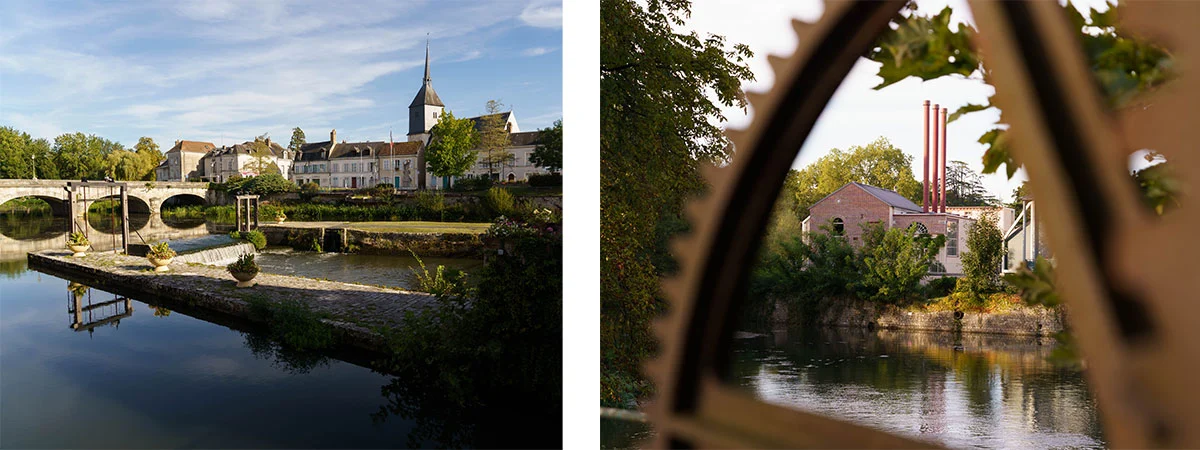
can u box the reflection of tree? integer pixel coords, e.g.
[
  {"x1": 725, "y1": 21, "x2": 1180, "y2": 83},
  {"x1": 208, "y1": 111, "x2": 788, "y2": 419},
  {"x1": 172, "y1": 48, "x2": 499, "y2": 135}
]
[
  {"x1": 241, "y1": 332, "x2": 330, "y2": 375},
  {"x1": 0, "y1": 214, "x2": 63, "y2": 240},
  {"x1": 151, "y1": 306, "x2": 172, "y2": 317}
]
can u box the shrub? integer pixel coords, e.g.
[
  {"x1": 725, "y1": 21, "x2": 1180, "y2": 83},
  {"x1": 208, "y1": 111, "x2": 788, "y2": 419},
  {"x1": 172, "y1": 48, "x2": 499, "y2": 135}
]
[
  {"x1": 959, "y1": 212, "x2": 1005, "y2": 299},
  {"x1": 528, "y1": 172, "x2": 562, "y2": 187},
  {"x1": 231, "y1": 230, "x2": 267, "y2": 250},
  {"x1": 483, "y1": 187, "x2": 515, "y2": 217},
  {"x1": 415, "y1": 191, "x2": 445, "y2": 219},
  {"x1": 227, "y1": 253, "x2": 259, "y2": 274},
  {"x1": 926, "y1": 276, "x2": 958, "y2": 298},
  {"x1": 859, "y1": 226, "x2": 945, "y2": 304},
  {"x1": 409, "y1": 250, "x2": 468, "y2": 297},
  {"x1": 365, "y1": 183, "x2": 395, "y2": 199},
  {"x1": 148, "y1": 241, "x2": 176, "y2": 259},
  {"x1": 67, "y1": 231, "x2": 89, "y2": 246},
  {"x1": 299, "y1": 182, "x2": 321, "y2": 201}
]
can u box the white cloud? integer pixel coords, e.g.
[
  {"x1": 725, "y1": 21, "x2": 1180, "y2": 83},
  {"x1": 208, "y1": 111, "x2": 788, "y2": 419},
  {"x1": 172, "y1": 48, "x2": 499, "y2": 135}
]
[
  {"x1": 519, "y1": 1, "x2": 562, "y2": 28},
  {"x1": 521, "y1": 47, "x2": 556, "y2": 57}
]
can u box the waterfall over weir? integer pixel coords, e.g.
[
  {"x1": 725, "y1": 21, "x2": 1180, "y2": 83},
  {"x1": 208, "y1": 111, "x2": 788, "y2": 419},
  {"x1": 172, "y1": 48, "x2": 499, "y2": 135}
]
[{"x1": 174, "y1": 241, "x2": 256, "y2": 266}]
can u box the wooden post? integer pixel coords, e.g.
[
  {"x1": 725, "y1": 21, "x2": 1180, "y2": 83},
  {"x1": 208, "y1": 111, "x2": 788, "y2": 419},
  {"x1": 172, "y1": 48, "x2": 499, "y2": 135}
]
[
  {"x1": 236, "y1": 198, "x2": 244, "y2": 232},
  {"x1": 120, "y1": 185, "x2": 129, "y2": 254},
  {"x1": 66, "y1": 186, "x2": 76, "y2": 235}
]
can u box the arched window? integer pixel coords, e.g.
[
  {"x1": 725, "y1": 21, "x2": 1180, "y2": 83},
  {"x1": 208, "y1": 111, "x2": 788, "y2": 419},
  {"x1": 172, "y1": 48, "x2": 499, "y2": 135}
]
[
  {"x1": 507, "y1": 173, "x2": 516, "y2": 182},
  {"x1": 832, "y1": 218, "x2": 844, "y2": 235},
  {"x1": 908, "y1": 222, "x2": 929, "y2": 236}
]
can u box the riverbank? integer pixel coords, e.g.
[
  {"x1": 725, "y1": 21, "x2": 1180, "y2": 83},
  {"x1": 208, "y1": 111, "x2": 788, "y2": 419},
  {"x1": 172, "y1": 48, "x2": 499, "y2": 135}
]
[
  {"x1": 27, "y1": 249, "x2": 438, "y2": 353},
  {"x1": 778, "y1": 297, "x2": 1066, "y2": 336},
  {"x1": 259, "y1": 221, "x2": 489, "y2": 257}
]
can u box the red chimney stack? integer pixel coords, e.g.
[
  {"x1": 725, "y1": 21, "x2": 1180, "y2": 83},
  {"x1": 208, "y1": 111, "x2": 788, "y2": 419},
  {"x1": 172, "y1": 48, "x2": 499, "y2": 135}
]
[
  {"x1": 922, "y1": 101, "x2": 930, "y2": 212},
  {"x1": 940, "y1": 106, "x2": 948, "y2": 213},
  {"x1": 931, "y1": 103, "x2": 940, "y2": 213},
  {"x1": 921, "y1": 101, "x2": 950, "y2": 213}
]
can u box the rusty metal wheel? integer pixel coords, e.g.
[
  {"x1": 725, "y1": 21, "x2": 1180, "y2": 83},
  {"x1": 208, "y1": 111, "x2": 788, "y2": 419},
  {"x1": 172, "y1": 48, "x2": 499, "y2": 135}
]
[{"x1": 647, "y1": 1, "x2": 1200, "y2": 448}]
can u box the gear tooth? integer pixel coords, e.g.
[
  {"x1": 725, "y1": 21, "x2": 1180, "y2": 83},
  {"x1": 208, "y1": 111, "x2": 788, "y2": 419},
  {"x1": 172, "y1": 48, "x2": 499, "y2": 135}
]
[
  {"x1": 745, "y1": 90, "x2": 772, "y2": 111},
  {"x1": 698, "y1": 162, "x2": 722, "y2": 182},
  {"x1": 724, "y1": 127, "x2": 747, "y2": 148},
  {"x1": 660, "y1": 276, "x2": 689, "y2": 304},
  {"x1": 767, "y1": 54, "x2": 791, "y2": 78},
  {"x1": 791, "y1": 17, "x2": 814, "y2": 39}
]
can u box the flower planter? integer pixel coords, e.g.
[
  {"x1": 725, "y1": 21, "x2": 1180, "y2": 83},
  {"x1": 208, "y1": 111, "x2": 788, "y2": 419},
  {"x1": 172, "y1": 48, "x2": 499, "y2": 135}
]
[
  {"x1": 69, "y1": 245, "x2": 89, "y2": 257},
  {"x1": 148, "y1": 256, "x2": 173, "y2": 272},
  {"x1": 230, "y1": 270, "x2": 258, "y2": 288},
  {"x1": 275, "y1": 219, "x2": 285, "y2": 224}
]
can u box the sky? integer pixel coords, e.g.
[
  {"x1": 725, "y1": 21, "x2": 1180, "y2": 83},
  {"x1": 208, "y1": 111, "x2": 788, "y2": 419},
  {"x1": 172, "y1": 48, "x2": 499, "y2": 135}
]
[
  {"x1": 0, "y1": 0, "x2": 562, "y2": 149},
  {"x1": 683, "y1": 0, "x2": 1118, "y2": 204}
]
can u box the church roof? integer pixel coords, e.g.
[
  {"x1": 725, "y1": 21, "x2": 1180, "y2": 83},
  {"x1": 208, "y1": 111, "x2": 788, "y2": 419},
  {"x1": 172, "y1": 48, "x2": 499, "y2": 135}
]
[
  {"x1": 509, "y1": 131, "x2": 540, "y2": 146},
  {"x1": 409, "y1": 42, "x2": 444, "y2": 108}
]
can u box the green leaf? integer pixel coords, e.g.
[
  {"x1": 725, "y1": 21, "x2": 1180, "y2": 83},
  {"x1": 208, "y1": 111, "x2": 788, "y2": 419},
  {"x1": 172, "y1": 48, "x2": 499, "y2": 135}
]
[{"x1": 947, "y1": 103, "x2": 990, "y2": 123}]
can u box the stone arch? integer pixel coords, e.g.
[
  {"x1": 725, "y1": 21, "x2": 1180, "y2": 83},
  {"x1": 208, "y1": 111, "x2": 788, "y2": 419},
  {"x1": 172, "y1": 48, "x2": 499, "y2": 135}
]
[
  {"x1": 159, "y1": 193, "x2": 207, "y2": 214},
  {"x1": 0, "y1": 195, "x2": 69, "y2": 216}
]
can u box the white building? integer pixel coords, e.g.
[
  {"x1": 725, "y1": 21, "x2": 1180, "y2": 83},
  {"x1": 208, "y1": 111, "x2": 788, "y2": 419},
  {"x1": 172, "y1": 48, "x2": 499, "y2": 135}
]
[
  {"x1": 155, "y1": 140, "x2": 215, "y2": 181},
  {"x1": 198, "y1": 138, "x2": 294, "y2": 183}
]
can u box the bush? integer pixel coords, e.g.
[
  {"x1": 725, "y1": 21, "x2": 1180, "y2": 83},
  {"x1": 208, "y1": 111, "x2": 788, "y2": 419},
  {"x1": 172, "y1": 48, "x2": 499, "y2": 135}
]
[
  {"x1": 926, "y1": 276, "x2": 958, "y2": 298},
  {"x1": 453, "y1": 176, "x2": 493, "y2": 192},
  {"x1": 959, "y1": 212, "x2": 1004, "y2": 299},
  {"x1": 148, "y1": 241, "x2": 176, "y2": 259},
  {"x1": 483, "y1": 187, "x2": 514, "y2": 217},
  {"x1": 300, "y1": 182, "x2": 320, "y2": 201},
  {"x1": 217, "y1": 173, "x2": 296, "y2": 195},
  {"x1": 859, "y1": 226, "x2": 945, "y2": 304},
  {"x1": 528, "y1": 173, "x2": 562, "y2": 187},
  {"x1": 227, "y1": 253, "x2": 259, "y2": 274},
  {"x1": 67, "y1": 231, "x2": 89, "y2": 246},
  {"x1": 365, "y1": 183, "x2": 395, "y2": 199},
  {"x1": 409, "y1": 250, "x2": 468, "y2": 297},
  {"x1": 231, "y1": 230, "x2": 267, "y2": 250}
]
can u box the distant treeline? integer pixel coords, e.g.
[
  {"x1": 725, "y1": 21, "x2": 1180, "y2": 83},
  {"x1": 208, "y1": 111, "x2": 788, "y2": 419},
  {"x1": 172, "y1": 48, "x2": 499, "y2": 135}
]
[{"x1": 0, "y1": 126, "x2": 164, "y2": 181}]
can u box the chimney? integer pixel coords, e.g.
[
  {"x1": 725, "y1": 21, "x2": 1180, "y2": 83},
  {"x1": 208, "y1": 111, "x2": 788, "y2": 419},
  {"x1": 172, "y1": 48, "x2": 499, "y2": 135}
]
[
  {"x1": 931, "y1": 103, "x2": 940, "y2": 213},
  {"x1": 922, "y1": 100, "x2": 930, "y2": 213},
  {"x1": 940, "y1": 107, "x2": 948, "y2": 213},
  {"x1": 331, "y1": 129, "x2": 337, "y2": 143}
]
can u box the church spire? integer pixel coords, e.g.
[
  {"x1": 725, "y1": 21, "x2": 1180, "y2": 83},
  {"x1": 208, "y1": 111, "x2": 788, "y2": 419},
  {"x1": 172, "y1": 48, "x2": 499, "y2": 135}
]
[
  {"x1": 408, "y1": 37, "x2": 444, "y2": 108},
  {"x1": 423, "y1": 36, "x2": 431, "y2": 83}
]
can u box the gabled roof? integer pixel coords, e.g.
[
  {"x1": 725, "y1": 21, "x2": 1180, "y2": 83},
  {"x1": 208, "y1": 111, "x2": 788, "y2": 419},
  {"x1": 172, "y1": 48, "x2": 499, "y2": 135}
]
[
  {"x1": 467, "y1": 112, "x2": 512, "y2": 131},
  {"x1": 207, "y1": 141, "x2": 289, "y2": 158},
  {"x1": 295, "y1": 139, "x2": 423, "y2": 161},
  {"x1": 168, "y1": 140, "x2": 215, "y2": 154},
  {"x1": 509, "y1": 131, "x2": 540, "y2": 146},
  {"x1": 809, "y1": 182, "x2": 923, "y2": 213}
]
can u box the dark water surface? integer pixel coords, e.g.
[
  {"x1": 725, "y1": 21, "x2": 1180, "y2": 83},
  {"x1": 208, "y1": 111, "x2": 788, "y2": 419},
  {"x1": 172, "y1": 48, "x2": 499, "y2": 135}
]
[
  {"x1": 0, "y1": 213, "x2": 544, "y2": 448},
  {"x1": 255, "y1": 247, "x2": 484, "y2": 290}
]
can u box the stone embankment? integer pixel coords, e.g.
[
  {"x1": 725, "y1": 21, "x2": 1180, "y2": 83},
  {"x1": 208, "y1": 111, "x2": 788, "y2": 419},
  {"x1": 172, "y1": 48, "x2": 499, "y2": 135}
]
[
  {"x1": 28, "y1": 249, "x2": 439, "y2": 352},
  {"x1": 779, "y1": 298, "x2": 1066, "y2": 336},
  {"x1": 258, "y1": 223, "x2": 485, "y2": 257}
]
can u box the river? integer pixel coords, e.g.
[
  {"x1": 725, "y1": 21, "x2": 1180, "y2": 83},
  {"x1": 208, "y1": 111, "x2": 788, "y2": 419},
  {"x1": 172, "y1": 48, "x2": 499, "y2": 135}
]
[
  {"x1": 602, "y1": 326, "x2": 1105, "y2": 449},
  {"x1": 0, "y1": 211, "x2": 545, "y2": 448}
]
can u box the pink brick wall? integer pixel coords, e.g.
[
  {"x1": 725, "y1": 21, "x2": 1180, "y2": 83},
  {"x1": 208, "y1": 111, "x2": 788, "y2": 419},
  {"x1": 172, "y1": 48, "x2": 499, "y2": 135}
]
[{"x1": 807, "y1": 185, "x2": 891, "y2": 247}]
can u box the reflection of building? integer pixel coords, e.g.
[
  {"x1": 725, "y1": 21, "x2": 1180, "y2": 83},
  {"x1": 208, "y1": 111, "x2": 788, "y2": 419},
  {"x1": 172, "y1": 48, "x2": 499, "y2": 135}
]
[
  {"x1": 801, "y1": 182, "x2": 976, "y2": 275},
  {"x1": 68, "y1": 283, "x2": 133, "y2": 335}
]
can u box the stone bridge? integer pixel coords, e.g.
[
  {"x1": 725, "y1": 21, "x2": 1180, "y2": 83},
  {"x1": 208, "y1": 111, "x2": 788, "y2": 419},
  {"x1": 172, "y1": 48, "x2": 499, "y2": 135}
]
[{"x1": 0, "y1": 179, "x2": 215, "y2": 217}]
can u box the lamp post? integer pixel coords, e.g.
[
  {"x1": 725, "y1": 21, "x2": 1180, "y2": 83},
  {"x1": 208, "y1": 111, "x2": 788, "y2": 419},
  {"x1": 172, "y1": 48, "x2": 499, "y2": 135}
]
[{"x1": 31, "y1": 154, "x2": 37, "y2": 180}]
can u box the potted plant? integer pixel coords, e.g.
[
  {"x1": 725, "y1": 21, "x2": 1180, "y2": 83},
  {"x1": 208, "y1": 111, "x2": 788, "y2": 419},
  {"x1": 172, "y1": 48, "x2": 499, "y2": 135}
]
[
  {"x1": 274, "y1": 209, "x2": 287, "y2": 224},
  {"x1": 227, "y1": 253, "x2": 259, "y2": 288},
  {"x1": 68, "y1": 281, "x2": 90, "y2": 298},
  {"x1": 67, "y1": 232, "x2": 90, "y2": 257},
  {"x1": 147, "y1": 241, "x2": 176, "y2": 272}
]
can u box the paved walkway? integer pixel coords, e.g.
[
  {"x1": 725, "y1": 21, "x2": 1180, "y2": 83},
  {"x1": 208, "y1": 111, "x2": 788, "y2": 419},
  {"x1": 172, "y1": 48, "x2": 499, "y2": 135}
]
[{"x1": 28, "y1": 249, "x2": 439, "y2": 344}]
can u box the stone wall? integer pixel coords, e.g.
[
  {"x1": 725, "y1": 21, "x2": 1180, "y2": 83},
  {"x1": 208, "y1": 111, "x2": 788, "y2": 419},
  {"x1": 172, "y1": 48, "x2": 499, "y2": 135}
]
[
  {"x1": 259, "y1": 225, "x2": 486, "y2": 257},
  {"x1": 783, "y1": 297, "x2": 1066, "y2": 336}
]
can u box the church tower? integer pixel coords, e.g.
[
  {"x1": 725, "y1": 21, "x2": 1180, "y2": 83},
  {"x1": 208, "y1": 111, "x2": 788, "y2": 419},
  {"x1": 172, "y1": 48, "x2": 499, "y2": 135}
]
[{"x1": 407, "y1": 40, "x2": 444, "y2": 143}]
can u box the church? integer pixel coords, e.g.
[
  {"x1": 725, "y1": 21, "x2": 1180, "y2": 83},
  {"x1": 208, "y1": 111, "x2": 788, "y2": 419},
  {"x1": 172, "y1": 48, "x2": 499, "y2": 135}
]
[{"x1": 290, "y1": 43, "x2": 552, "y2": 190}]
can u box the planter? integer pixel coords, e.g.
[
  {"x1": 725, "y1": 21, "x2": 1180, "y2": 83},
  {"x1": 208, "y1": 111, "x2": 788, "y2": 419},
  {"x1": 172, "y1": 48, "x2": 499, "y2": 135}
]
[
  {"x1": 230, "y1": 270, "x2": 258, "y2": 288},
  {"x1": 69, "y1": 245, "x2": 89, "y2": 257},
  {"x1": 275, "y1": 219, "x2": 285, "y2": 224},
  {"x1": 148, "y1": 256, "x2": 173, "y2": 272}
]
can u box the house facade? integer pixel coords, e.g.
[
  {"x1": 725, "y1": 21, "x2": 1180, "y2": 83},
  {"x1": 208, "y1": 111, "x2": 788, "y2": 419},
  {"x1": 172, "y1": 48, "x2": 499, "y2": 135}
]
[
  {"x1": 802, "y1": 182, "x2": 976, "y2": 275},
  {"x1": 197, "y1": 139, "x2": 294, "y2": 183},
  {"x1": 290, "y1": 129, "x2": 424, "y2": 190},
  {"x1": 156, "y1": 140, "x2": 215, "y2": 181}
]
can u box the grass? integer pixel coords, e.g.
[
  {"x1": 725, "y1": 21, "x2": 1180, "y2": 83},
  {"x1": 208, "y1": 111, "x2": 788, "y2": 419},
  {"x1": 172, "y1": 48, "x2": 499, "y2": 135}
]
[{"x1": 341, "y1": 221, "x2": 491, "y2": 234}]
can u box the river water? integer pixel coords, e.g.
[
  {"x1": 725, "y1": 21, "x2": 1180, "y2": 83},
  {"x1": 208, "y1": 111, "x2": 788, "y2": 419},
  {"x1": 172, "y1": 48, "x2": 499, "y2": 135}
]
[
  {"x1": 602, "y1": 326, "x2": 1105, "y2": 449},
  {"x1": 0, "y1": 211, "x2": 541, "y2": 448}
]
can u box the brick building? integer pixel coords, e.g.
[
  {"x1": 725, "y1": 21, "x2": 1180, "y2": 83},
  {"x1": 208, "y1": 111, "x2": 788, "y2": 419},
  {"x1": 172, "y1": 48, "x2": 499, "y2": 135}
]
[{"x1": 801, "y1": 182, "x2": 976, "y2": 275}]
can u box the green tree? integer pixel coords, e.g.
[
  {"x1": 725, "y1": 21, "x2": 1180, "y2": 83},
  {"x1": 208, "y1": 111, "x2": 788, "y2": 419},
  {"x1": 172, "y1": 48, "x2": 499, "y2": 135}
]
[
  {"x1": 601, "y1": 0, "x2": 754, "y2": 406},
  {"x1": 959, "y1": 212, "x2": 1004, "y2": 298},
  {"x1": 289, "y1": 127, "x2": 306, "y2": 153},
  {"x1": 52, "y1": 132, "x2": 122, "y2": 179},
  {"x1": 860, "y1": 224, "x2": 946, "y2": 303},
  {"x1": 783, "y1": 136, "x2": 923, "y2": 219},
  {"x1": 1007, "y1": 181, "x2": 1031, "y2": 210},
  {"x1": 133, "y1": 137, "x2": 163, "y2": 180},
  {"x1": 944, "y1": 160, "x2": 997, "y2": 206},
  {"x1": 0, "y1": 127, "x2": 40, "y2": 179},
  {"x1": 244, "y1": 133, "x2": 281, "y2": 176},
  {"x1": 426, "y1": 110, "x2": 479, "y2": 181},
  {"x1": 478, "y1": 100, "x2": 513, "y2": 179},
  {"x1": 530, "y1": 119, "x2": 563, "y2": 172}
]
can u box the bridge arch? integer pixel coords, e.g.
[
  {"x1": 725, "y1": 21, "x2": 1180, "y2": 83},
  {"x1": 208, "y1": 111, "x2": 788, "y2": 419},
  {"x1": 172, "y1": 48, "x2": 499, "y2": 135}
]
[
  {"x1": 0, "y1": 195, "x2": 69, "y2": 216},
  {"x1": 160, "y1": 193, "x2": 207, "y2": 214}
]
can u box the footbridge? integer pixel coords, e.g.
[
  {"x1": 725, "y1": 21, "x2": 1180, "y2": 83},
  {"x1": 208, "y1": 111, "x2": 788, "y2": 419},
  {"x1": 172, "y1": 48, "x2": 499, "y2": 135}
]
[{"x1": 0, "y1": 179, "x2": 214, "y2": 217}]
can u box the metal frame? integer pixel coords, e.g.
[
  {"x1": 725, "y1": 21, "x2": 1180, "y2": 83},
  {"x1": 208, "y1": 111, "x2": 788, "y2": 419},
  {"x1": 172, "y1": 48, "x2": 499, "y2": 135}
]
[
  {"x1": 235, "y1": 195, "x2": 260, "y2": 232},
  {"x1": 648, "y1": 1, "x2": 1200, "y2": 448},
  {"x1": 65, "y1": 181, "x2": 130, "y2": 254}
]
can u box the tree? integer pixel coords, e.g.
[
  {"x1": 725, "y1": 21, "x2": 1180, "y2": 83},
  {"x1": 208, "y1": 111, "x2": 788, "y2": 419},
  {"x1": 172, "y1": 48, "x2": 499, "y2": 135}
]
[
  {"x1": 1007, "y1": 180, "x2": 1031, "y2": 210},
  {"x1": 783, "y1": 136, "x2": 923, "y2": 219},
  {"x1": 426, "y1": 110, "x2": 479, "y2": 181},
  {"x1": 860, "y1": 224, "x2": 946, "y2": 303},
  {"x1": 944, "y1": 160, "x2": 998, "y2": 206},
  {"x1": 52, "y1": 132, "x2": 122, "y2": 179},
  {"x1": 530, "y1": 119, "x2": 563, "y2": 172},
  {"x1": 133, "y1": 137, "x2": 164, "y2": 180},
  {"x1": 478, "y1": 100, "x2": 513, "y2": 179},
  {"x1": 243, "y1": 133, "x2": 281, "y2": 176},
  {"x1": 289, "y1": 127, "x2": 306, "y2": 153},
  {"x1": 959, "y1": 212, "x2": 1005, "y2": 298},
  {"x1": 601, "y1": 0, "x2": 754, "y2": 406},
  {"x1": 0, "y1": 127, "x2": 38, "y2": 179}
]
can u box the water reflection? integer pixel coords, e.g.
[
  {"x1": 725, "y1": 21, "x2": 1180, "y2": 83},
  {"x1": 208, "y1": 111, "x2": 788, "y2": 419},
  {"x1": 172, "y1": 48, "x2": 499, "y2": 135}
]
[
  {"x1": 730, "y1": 327, "x2": 1105, "y2": 449},
  {"x1": 66, "y1": 282, "x2": 133, "y2": 334},
  {"x1": 0, "y1": 212, "x2": 210, "y2": 258}
]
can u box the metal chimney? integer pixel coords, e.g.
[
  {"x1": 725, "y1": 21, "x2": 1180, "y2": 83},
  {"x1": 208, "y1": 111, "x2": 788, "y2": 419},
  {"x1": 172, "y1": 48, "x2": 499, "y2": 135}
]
[
  {"x1": 940, "y1": 107, "x2": 948, "y2": 213},
  {"x1": 931, "y1": 103, "x2": 940, "y2": 213},
  {"x1": 922, "y1": 100, "x2": 930, "y2": 213}
]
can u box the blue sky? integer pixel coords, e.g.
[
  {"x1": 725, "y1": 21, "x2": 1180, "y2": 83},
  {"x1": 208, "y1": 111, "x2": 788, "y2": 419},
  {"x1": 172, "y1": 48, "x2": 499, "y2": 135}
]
[{"x1": 0, "y1": 0, "x2": 562, "y2": 148}]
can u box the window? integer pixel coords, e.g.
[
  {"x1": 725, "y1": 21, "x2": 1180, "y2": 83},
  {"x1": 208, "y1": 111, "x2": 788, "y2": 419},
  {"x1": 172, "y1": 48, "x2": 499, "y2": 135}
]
[
  {"x1": 832, "y1": 218, "x2": 844, "y2": 235},
  {"x1": 908, "y1": 223, "x2": 929, "y2": 236},
  {"x1": 947, "y1": 220, "x2": 959, "y2": 256},
  {"x1": 333, "y1": 177, "x2": 338, "y2": 185}
]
